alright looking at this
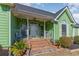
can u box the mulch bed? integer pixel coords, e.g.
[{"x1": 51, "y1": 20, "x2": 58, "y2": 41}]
[{"x1": 0, "y1": 48, "x2": 9, "y2": 56}]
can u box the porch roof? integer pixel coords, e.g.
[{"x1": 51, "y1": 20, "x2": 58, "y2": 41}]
[
  {"x1": 12, "y1": 3, "x2": 55, "y2": 20},
  {"x1": 72, "y1": 24, "x2": 79, "y2": 28}
]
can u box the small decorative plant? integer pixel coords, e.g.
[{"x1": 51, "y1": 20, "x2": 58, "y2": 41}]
[{"x1": 11, "y1": 40, "x2": 29, "y2": 56}]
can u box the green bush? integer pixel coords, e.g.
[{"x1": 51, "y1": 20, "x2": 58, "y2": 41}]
[
  {"x1": 11, "y1": 40, "x2": 29, "y2": 56},
  {"x1": 74, "y1": 36, "x2": 79, "y2": 44},
  {"x1": 0, "y1": 45, "x2": 2, "y2": 50},
  {"x1": 56, "y1": 40, "x2": 60, "y2": 46},
  {"x1": 0, "y1": 45, "x2": 2, "y2": 55},
  {"x1": 58, "y1": 37, "x2": 73, "y2": 48}
]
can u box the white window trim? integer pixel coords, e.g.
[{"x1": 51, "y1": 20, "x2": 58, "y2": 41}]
[{"x1": 59, "y1": 21, "x2": 69, "y2": 37}]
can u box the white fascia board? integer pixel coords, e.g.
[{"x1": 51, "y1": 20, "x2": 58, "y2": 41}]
[
  {"x1": 54, "y1": 7, "x2": 76, "y2": 24},
  {"x1": 54, "y1": 7, "x2": 67, "y2": 21}
]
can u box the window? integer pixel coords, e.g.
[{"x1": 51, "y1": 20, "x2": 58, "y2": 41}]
[{"x1": 62, "y1": 24, "x2": 67, "y2": 36}]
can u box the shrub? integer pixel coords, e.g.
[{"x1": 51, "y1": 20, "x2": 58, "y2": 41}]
[
  {"x1": 0, "y1": 45, "x2": 2, "y2": 50},
  {"x1": 0, "y1": 45, "x2": 2, "y2": 55},
  {"x1": 11, "y1": 40, "x2": 29, "y2": 56},
  {"x1": 55, "y1": 40, "x2": 61, "y2": 48},
  {"x1": 74, "y1": 36, "x2": 79, "y2": 44},
  {"x1": 56, "y1": 40, "x2": 60, "y2": 45},
  {"x1": 57, "y1": 37, "x2": 73, "y2": 48}
]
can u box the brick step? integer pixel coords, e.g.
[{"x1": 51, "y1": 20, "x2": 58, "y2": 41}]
[
  {"x1": 26, "y1": 39, "x2": 54, "y2": 48},
  {"x1": 30, "y1": 43, "x2": 48, "y2": 45},
  {"x1": 31, "y1": 45, "x2": 57, "y2": 50},
  {"x1": 31, "y1": 46, "x2": 52, "y2": 50},
  {"x1": 25, "y1": 38, "x2": 57, "y2": 55},
  {"x1": 30, "y1": 47, "x2": 56, "y2": 55},
  {"x1": 31, "y1": 45, "x2": 49, "y2": 49},
  {"x1": 30, "y1": 42, "x2": 49, "y2": 46},
  {"x1": 29, "y1": 43, "x2": 50, "y2": 48},
  {"x1": 31, "y1": 41, "x2": 49, "y2": 44},
  {"x1": 30, "y1": 41, "x2": 49, "y2": 45}
]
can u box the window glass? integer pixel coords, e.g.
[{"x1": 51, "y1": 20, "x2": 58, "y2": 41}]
[{"x1": 62, "y1": 24, "x2": 67, "y2": 36}]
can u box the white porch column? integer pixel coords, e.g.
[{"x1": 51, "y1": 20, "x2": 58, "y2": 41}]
[
  {"x1": 44, "y1": 20, "x2": 46, "y2": 39},
  {"x1": 53, "y1": 24, "x2": 55, "y2": 44},
  {"x1": 27, "y1": 18, "x2": 29, "y2": 39}
]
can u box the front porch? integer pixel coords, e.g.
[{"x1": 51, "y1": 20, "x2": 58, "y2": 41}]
[
  {"x1": 15, "y1": 18, "x2": 48, "y2": 39},
  {"x1": 11, "y1": 11, "x2": 55, "y2": 55},
  {"x1": 11, "y1": 8, "x2": 54, "y2": 41}
]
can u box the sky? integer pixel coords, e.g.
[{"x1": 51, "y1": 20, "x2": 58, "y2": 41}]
[{"x1": 20, "y1": 3, "x2": 79, "y2": 24}]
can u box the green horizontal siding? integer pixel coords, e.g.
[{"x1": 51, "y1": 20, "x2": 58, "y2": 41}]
[
  {"x1": 54, "y1": 10, "x2": 74, "y2": 41},
  {"x1": 0, "y1": 12, "x2": 9, "y2": 48},
  {"x1": 0, "y1": 5, "x2": 10, "y2": 48},
  {"x1": 74, "y1": 28, "x2": 78, "y2": 36}
]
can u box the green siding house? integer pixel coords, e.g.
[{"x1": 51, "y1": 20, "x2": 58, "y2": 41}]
[{"x1": 0, "y1": 3, "x2": 79, "y2": 48}]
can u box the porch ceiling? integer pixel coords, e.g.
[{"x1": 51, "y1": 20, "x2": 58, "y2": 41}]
[
  {"x1": 12, "y1": 9, "x2": 54, "y2": 21},
  {"x1": 11, "y1": 4, "x2": 55, "y2": 21}
]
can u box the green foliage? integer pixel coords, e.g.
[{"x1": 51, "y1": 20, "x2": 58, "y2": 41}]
[
  {"x1": 56, "y1": 40, "x2": 61, "y2": 46},
  {"x1": 74, "y1": 36, "x2": 79, "y2": 44},
  {"x1": 57, "y1": 37, "x2": 73, "y2": 48},
  {"x1": 46, "y1": 21, "x2": 53, "y2": 31},
  {"x1": 16, "y1": 18, "x2": 27, "y2": 29},
  {"x1": 0, "y1": 45, "x2": 2, "y2": 51},
  {"x1": 11, "y1": 40, "x2": 29, "y2": 56}
]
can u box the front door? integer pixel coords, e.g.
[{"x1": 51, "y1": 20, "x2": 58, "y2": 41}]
[{"x1": 30, "y1": 24, "x2": 40, "y2": 37}]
